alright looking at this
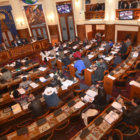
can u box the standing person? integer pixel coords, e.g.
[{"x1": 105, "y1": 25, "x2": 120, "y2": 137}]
[
  {"x1": 62, "y1": 54, "x2": 71, "y2": 68},
  {"x1": 82, "y1": 56, "x2": 91, "y2": 68},
  {"x1": 74, "y1": 58, "x2": 86, "y2": 80}
]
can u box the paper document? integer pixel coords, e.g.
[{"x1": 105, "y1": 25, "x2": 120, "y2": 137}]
[
  {"x1": 74, "y1": 101, "x2": 85, "y2": 109},
  {"x1": 49, "y1": 73, "x2": 54, "y2": 78},
  {"x1": 30, "y1": 82, "x2": 39, "y2": 88},
  {"x1": 38, "y1": 67, "x2": 46, "y2": 71},
  {"x1": 86, "y1": 45, "x2": 91, "y2": 49},
  {"x1": 88, "y1": 55, "x2": 94, "y2": 59},
  {"x1": 86, "y1": 90, "x2": 98, "y2": 98},
  {"x1": 11, "y1": 104, "x2": 22, "y2": 114},
  {"x1": 129, "y1": 81, "x2": 140, "y2": 88},
  {"x1": 17, "y1": 88, "x2": 26, "y2": 95},
  {"x1": 112, "y1": 101, "x2": 123, "y2": 112},
  {"x1": 108, "y1": 75, "x2": 116, "y2": 80},
  {"x1": 39, "y1": 77, "x2": 47, "y2": 82},
  {"x1": 133, "y1": 52, "x2": 138, "y2": 58},
  {"x1": 83, "y1": 95, "x2": 94, "y2": 103}
]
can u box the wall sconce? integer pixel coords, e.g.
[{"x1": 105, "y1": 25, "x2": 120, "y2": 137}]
[
  {"x1": 75, "y1": 0, "x2": 80, "y2": 6},
  {"x1": 48, "y1": 13, "x2": 55, "y2": 23},
  {"x1": 16, "y1": 18, "x2": 24, "y2": 26}
]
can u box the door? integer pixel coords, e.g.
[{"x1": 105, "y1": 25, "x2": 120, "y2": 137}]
[{"x1": 59, "y1": 15, "x2": 75, "y2": 41}]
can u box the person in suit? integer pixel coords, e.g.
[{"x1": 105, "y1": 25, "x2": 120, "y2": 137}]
[
  {"x1": 131, "y1": 0, "x2": 138, "y2": 8},
  {"x1": 11, "y1": 40, "x2": 18, "y2": 47},
  {"x1": 119, "y1": 0, "x2": 124, "y2": 9},
  {"x1": 62, "y1": 54, "x2": 71, "y2": 68},
  {"x1": 28, "y1": 94, "x2": 45, "y2": 118},
  {"x1": 82, "y1": 56, "x2": 91, "y2": 68},
  {"x1": 22, "y1": 38, "x2": 29, "y2": 45},
  {"x1": 37, "y1": 35, "x2": 43, "y2": 40},
  {"x1": 83, "y1": 38, "x2": 89, "y2": 47},
  {"x1": 123, "y1": 1, "x2": 129, "y2": 9},
  {"x1": 15, "y1": 60, "x2": 23, "y2": 69},
  {"x1": 119, "y1": 41, "x2": 128, "y2": 55},
  {"x1": 19, "y1": 77, "x2": 32, "y2": 90},
  {"x1": 15, "y1": 35, "x2": 23, "y2": 46},
  {"x1": 113, "y1": 54, "x2": 122, "y2": 67},
  {"x1": 0, "y1": 42, "x2": 8, "y2": 51}
]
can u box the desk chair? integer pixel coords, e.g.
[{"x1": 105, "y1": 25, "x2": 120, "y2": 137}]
[
  {"x1": 16, "y1": 118, "x2": 33, "y2": 128},
  {"x1": 126, "y1": 70, "x2": 137, "y2": 79},
  {"x1": 55, "y1": 119, "x2": 70, "y2": 132},
  {"x1": 116, "y1": 122, "x2": 139, "y2": 137},
  {"x1": 0, "y1": 126, "x2": 13, "y2": 136},
  {"x1": 39, "y1": 130, "x2": 54, "y2": 140},
  {"x1": 73, "y1": 89, "x2": 85, "y2": 96},
  {"x1": 35, "y1": 110, "x2": 50, "y2": 121}
]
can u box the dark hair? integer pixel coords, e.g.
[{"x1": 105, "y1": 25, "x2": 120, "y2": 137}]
[
  {"x1": 1, "y1": 68, "x2": 7, "y2": 73},
  {"x1": 22, "y1": 77, "x2": 27, "y2": 81},
  {"x1": 13, "y1": 90, "x2": 20, "y2": 99},
  {"x1": 134, "y1": 97, "x2": 140, "y2": 105}
]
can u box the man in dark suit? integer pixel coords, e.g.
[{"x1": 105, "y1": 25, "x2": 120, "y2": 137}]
[
  {"x1": 131, "y1": 0, "x2": 138, "y2": 8},
  {"x1": 15, "y1": 35, "x2": 23, "y2": 46},
  {"x1": 11, "y1": 40, "x2": 18, "y2": 47},
  {"x1": 119, "y1": 0, "x2": 124, "y2": 9}
]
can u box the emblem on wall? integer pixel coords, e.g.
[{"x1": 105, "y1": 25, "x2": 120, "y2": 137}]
[{"x1": 22, "y1": 0, "x2": 38, "y2": 4}]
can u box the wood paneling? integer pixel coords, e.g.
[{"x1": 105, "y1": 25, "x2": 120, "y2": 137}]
[
  {"x1": 85, "y1": 11, "x2": 105, "y2": 20},
  {"x1": 105, "y1": 24, "x2": 115, "y2": 42},
  {"x1": 77, "y1": 25, "x2": 86, "y2": 41},
  {"x1": 117, "y1": 31, "x2": 138, "y2": 43},
  {"x1": 137, "y1": 26, "x2": 140, "y2": 45},
  {"x1": 92, "y1": 25, "x2": 96, "y2": 38},
  {"x1": 48, "y1": 25, "x2": 59, "y2": 44},
  {"x1": 17, "y1": 28, "x2": 30, "y2": 41}
]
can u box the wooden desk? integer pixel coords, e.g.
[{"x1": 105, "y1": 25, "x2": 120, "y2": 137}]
[
  {"x1": 129, "y1": 77, "x2": 140, "y2": 99},
  {"x1": 68, "y1": 64, "x2": 76, "y2": 77},
  {"x1": 3, "y1": 96, "x2": 86, "y2": 140},
  {"x1": 71, "y1": 96, "x2": 128, "y2": 140},
  {"x1": 0, "y1": 79, "x2": 79, "y2": 127},
  {"x1": 104, "y1": 51, "x2": 139, "y2": 95}
]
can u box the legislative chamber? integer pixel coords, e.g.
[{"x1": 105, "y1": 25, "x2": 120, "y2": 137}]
[{"x1": 0, "y1": 0, "x2": 140, "y2": 140}]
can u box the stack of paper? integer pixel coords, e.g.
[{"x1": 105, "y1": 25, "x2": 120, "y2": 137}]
[
  {"x1": 39, "y1": 77, "x2": 47, "y2": 83},
  {"x1": 21, "y1": 67, "x2": 27, "y2": 70},
  {"x1": 112, "y1": 101, "x2": 123, "y2": 112},
  {"x1": 104, "y1": 111, "x2": 119, "y2": 124},
  {"x1": 99, "y1": 48, "x2": 104, "y2": 51},
  {"x1": 73, "y1": 46, "x2": 78, "y2": 49},
  {"x1": 64, "y1": 50, "x2": 68, "y2": 54},
  {"x1": 104, "y1": 56, "x2": 113, "y2": 61},
  {"x1": 83, "y1": 95, "x2": 94, "y2": 103},
  {"x1": 133, "y1": 52, "x2": 138, "y2": 58},
  {"x1": 17, "y1": 88, "x2": 26, "y2": 95},
  {"x1": 88, "y1": 55, "x2": 94, "y2": 59},
  {"x1": 86, "y1": 90, "x2": 98, "y2": 98},
  {"x1": 129, "y1": 81, "x2": 140, "y2": 88},
  {"x1": 61, "y1": 80, "x2": 74, "y2": 90},
  {"x1": 110, "y1": 51, "x2": 117, "y2": 54},
  {"x1": 30, "y1": 82, "x2": 39, "y2": 88},
  {"x1": 11, "y1": 104, "x2": 22, "y2": 114},
  {"x1": 74, "y1": 101, "x2": 85, "y2": 109},
  {"x1": 38, "y1": 67, "x2": 46, "y2": 71}
]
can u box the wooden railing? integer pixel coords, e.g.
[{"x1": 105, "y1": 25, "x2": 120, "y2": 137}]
[
  {"x1": 85, "y1": 11, "x2": 105, "y2": 20},
  {"x1": 0, "y1": 39, "x2": 50, "y2": 65},
  {"x1": 116, "y1": 8, "x2": 140, "y2": 20}
]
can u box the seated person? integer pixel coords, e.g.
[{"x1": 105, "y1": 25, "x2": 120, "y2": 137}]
[
  {"x1": 12, "y1": 89, "x2": 28, "y2": 104},
  {"x1": 74, "y1": 58, "x2": 86, "y2": 80},
  {"x1": 92, "y1": 86, "x2": 107, "y2": 110},
  {"x1": 22, "y1": 38, "x2": 29, "y2": 45},
  {"x1": 15, "y1": 60, "x2": 23, "y2": 69},
  {"x1": 82, "y1": 56, "x2": 91, "y2": 68},
  {"x1": 103, "y1": 42, "x2": 111, "y2": 55},
  {"x1": 15, "y1": 35, "x2": 23, "y2": 46},
  {"x1": 0, "y1": 68, "x2": 12, "y2": 82},
  {"x1": 11, "y1": 40, "x2": 18, "y2": 47},
  {"x1": 62, "y1": 54, "x2": 71, "y2": 68},
  {"x1": 28, "y1": 94, "x2": 44, "y2": 118},
  {"x1": 30, "y1": 36, "x2": 37, "y2": 43},
  {"x1": 37, "y1": 35, "x2": 43, "y2": 40},
  {"x1": 73, "y1": 51, "x2": 81, "y2": 59},
  {"x1": 95, "y1": 58, "x2": 108, "y2": 71},
  {"x1": 25, "y1": 57, "x2": 32, "y2": 66},
  {"x1": 92, "y1": 66, "x2": 104, "y2": 85},
  {"x1": 122, "y1": 97, "x2": 140, "y2": 125},
  {"x1": 113, "y1": 54, "x2": 122, "y2": 67},
  {"x1": 125, "y1": 37, "x2": 131, "y2": 48},
  {"x1": 19, "y1": 77, "x2": 32, "y2": 90},
  {"x1": 109, "y1": 40, "x2": 114, "y2": 47},
  {"x1": 83, "y1": 38, "x2": 89, "y2": 47},
  {"x1": 42, "y1": 86, "x2": 61, "y2": 108},
  {"x1": 0, "y1": 42, "x2": 8, "y2": 50}
]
